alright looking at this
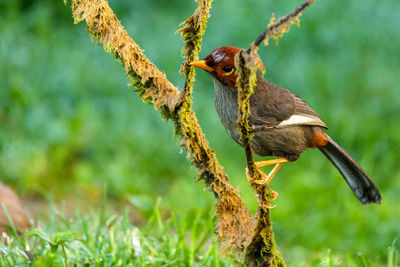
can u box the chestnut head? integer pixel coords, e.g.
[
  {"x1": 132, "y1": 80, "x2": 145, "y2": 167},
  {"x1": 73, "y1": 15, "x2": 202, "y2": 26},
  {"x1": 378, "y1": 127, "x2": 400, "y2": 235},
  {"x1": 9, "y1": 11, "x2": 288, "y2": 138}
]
[{"x1": 191, "y1": 46, "x2": 241, "y2": 88}]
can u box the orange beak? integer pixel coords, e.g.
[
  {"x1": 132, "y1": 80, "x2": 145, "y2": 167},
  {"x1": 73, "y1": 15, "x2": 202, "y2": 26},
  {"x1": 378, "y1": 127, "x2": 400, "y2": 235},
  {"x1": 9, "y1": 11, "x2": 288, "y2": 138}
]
[{"x1": 190, "y1": 60, "x2": 214, "y2": 72}]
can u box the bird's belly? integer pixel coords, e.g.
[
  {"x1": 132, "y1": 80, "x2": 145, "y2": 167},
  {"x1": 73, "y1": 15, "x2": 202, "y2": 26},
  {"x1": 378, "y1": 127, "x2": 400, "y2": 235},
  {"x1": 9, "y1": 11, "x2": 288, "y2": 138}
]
[{"x1": 252, "y1": 126, "x2": 312, "y2": 160}]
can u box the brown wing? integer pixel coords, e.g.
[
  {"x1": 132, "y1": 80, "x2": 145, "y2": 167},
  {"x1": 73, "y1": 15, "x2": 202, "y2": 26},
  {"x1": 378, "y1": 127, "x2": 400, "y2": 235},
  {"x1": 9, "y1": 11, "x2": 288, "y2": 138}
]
[{"x1": 249, "y1": 75, "x2": 327, "y2": 128}]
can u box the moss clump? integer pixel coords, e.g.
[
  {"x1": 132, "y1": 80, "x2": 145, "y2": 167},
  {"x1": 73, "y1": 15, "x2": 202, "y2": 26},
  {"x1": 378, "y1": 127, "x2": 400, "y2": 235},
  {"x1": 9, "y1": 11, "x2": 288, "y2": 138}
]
[
  {"x1": 254, "y1": 0, "x2": 315, "y2": 47},
  {"x1": 177, "y1": 0, "x2": 214, "y2": 105}
]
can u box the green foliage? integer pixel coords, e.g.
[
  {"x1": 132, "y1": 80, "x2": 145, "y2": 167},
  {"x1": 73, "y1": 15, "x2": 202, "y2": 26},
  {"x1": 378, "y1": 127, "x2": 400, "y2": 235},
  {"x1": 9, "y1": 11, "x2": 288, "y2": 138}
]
[
  {"x1": 1, "y1": 0, "x2": 400, "y2": 265},
  {"x1": 0, "y1": 205, "x2": 397, "y2": 266},
  {"x1": 0, "y1": 204, "x2": 231, "y2": 266}
]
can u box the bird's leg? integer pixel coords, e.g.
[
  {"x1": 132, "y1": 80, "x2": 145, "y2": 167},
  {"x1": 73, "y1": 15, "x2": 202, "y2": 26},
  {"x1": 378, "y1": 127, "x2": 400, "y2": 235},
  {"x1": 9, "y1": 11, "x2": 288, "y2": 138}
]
[
  {"x1": 254, "y1": 157, "x2": 289, "y2": 169},
  {"x1": 247, "y1": 158, "x2": 288, "y2": 201},
  {"x1": 253, "y1": 158, "x2": 288, "y2": 185}
]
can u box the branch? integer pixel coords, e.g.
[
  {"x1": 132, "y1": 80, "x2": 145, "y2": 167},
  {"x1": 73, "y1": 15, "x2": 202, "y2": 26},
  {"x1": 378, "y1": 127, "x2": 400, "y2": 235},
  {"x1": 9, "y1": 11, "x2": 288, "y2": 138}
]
[
  {"x1": 252, "y1": 0, "x2": 315, "y2": 49},
  {"x1": 235, "y1": 47, "x2": 265, "y2": 179},
  {"x1": 235, "y1": 0, "x2": 316, "y2": 265},
  {"x1": 69, "y1": 0, "x2": 254, "y2": 258},
  {"x1": 235, "y1": 44, "x2": 284, "y2": 267},
  {"x1": 177, "y1": 0, "x2": 213, "y2": 103},
  {"x1": 176, "y1": 0, "x2": 257, "y2": 255}
]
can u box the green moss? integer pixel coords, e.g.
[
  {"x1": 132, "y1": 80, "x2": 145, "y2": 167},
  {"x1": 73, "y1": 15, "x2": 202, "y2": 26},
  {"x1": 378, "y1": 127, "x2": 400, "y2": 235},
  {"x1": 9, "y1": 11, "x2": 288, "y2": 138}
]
[{"x1": 235, "y1": 47, "x2": 285, "y2": 265}]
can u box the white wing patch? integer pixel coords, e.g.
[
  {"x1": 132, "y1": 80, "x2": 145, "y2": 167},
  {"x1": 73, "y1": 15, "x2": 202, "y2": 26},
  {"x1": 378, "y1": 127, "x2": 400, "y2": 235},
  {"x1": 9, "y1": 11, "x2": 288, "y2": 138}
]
[{"x1": 277, "y1": 114, "x2": 326, "y2": 128}]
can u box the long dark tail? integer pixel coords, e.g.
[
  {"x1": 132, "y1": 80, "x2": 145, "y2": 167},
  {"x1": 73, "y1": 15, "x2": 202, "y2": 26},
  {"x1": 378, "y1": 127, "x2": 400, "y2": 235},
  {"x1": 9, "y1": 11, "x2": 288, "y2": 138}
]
[{"x1": 319, "y1": 135, "x2": 381, "y2": 204}]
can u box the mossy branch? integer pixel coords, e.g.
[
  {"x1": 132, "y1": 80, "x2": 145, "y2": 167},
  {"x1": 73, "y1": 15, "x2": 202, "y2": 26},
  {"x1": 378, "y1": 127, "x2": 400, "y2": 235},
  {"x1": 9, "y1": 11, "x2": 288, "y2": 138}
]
[
  {"x1": 235, "y1": 0, "x2": 316, "y2": 265},
  {"x1": 252, "y1": 0, "x2": 315, "y2": 48},
  {"x1": 177, "y1": 0, "x2": 213, "y2": 104},
  {"x1": 68, "y1": 0, "x2": 254, "y2": 260},
  {"x1": 176, "y1": 0, "x2": 256, "y2": 257},
  {"x1": 235, "y1": 45, "x2": 285, "y2": 267}
]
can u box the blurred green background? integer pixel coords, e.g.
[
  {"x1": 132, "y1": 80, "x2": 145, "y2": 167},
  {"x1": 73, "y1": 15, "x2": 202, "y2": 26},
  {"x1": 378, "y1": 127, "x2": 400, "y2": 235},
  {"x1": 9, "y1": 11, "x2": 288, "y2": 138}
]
[{"x1": 1, "y1": 0, "x2": 399, "y2": 265}]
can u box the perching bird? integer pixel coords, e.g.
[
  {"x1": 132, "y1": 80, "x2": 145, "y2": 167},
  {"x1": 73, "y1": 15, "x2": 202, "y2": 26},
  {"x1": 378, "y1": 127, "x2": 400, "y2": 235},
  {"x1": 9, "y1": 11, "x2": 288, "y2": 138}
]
[{"x1": 191, "y1": 46, "x2": 381, "y2": 204}]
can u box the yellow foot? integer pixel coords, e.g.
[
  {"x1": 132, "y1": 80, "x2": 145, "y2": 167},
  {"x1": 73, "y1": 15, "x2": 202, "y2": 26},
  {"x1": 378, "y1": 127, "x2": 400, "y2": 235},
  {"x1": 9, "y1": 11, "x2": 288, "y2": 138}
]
[
  {"x1": 252, "y1": 161, "x2": 287, "y2": 185},
  {"x1": 255, "y1": 157, "x2": 288, "y2": 169},
  {"x1": 246, "y1": 167, "x2": 266, "y2": 184},
  {"x1": 246, "y1": 157, "x2": 289, "y2": 203},
  {"x1": 268, "y1": 190, "x2": 279, "y2": 202},
  {"x1": 246, "y1": 163, "x2": 286, "y2": 185}
]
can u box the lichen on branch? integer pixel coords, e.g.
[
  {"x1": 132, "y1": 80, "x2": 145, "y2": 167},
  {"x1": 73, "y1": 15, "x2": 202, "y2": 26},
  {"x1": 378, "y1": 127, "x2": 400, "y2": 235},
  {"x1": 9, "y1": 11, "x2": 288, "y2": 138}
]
[
  {"x1": 234, "y1": 0, "x2": 316, "y2": 265},
  {"x1": 235, "y1": 46, "x2": 265, "y2": 177},
  {"x1": 253, "y1": 0, "x2": 315, "y2": 47},
  {"x1": 176, "y1": 0, "x2": 213, "y2": 117},
  {"x1": 71, "y1": 0, "x2": 179, "y2": 112},
  {"x1": 68, "y1": 0, "x2": 254, "y2": 260},
  {"x1": 235, "y1": 45, "x2": 285, "y2": 267}
]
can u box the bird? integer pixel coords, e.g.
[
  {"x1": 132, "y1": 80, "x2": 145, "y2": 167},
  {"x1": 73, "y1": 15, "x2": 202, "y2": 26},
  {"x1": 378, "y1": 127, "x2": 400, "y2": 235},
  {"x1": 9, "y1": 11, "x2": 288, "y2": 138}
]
[{"x1": 190, "y1": 46, "x2": 381, "y2": 204}]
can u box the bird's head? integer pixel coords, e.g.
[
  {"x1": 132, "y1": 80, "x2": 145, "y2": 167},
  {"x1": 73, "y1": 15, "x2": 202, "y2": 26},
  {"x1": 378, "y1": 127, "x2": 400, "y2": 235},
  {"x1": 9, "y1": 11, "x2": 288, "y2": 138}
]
[{"x1": 190, "y1": 46, "x2": 241, "y2": 88}]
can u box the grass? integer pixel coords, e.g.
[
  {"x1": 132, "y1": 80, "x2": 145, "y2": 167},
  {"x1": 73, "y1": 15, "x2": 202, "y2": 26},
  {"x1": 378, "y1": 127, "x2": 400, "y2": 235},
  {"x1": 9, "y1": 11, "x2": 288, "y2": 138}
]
[
  {"x1": 1, "y1": 0, "x2": 400, "y2": 265},
  {"x1": 1, "y1": 198, "x2": 232, "y2": 266},
  {"x1": 1, "y1": 201, "x2": 397, "y2": 266}
]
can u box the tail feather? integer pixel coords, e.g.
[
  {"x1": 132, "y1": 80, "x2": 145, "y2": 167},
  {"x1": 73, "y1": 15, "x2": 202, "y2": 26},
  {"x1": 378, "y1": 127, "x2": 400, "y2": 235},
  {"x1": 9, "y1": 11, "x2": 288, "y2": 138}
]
[{"x1": 319, "y1": 135, "x2": 381, "y2": 204}]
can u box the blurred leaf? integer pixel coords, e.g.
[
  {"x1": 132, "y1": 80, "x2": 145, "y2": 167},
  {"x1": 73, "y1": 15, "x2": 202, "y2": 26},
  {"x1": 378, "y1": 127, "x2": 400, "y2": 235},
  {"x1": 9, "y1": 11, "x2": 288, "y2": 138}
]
[
  {"x1": 25, "y1": 229, "x2": 54, "y2": 245},
  {"x1": 53, "y1": 231, "x2": 82, "y2": 244}
]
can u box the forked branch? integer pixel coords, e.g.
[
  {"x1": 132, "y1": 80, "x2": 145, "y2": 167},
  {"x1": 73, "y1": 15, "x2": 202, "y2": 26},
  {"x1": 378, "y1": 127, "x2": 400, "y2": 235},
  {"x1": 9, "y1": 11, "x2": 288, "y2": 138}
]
[
  {"x1": 235, "y1": 0, "x2": 316, "y2": 265},
  {"x1": 69, "y1": 0, "x2": 254, "y2": 261},
  {"x1": 68, "y1": 0, "x2": 316, "y2": 265}
]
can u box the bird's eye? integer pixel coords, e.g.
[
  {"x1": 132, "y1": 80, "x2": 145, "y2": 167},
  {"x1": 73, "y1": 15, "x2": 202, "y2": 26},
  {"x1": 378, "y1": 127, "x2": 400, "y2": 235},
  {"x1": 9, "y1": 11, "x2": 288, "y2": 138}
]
[
  {"x1": 222, "y1": 65, "x2": 234, "y2": 76},
  {"x1": 222, "y1": 65, "x2": 232, "y2": 72}
]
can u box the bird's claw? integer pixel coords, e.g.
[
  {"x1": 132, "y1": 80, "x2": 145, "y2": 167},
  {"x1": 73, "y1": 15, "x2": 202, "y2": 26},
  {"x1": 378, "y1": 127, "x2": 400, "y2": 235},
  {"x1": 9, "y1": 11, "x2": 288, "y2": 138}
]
[
  {"x1": 248, "y1": 125, "x2": 275, "y2": 134},
  {"x1": 267, "y1": 190, "x2": 279, "y2": 202},
  {"x1": 246, "y1": 167, "x2": 270, "y2": 185},
  {"x1": 262, "y1": 203, "x2": 277, "y2": 209},
  {"x1": 245, "y1": 168, "x2": 280, "y2": 204}
]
